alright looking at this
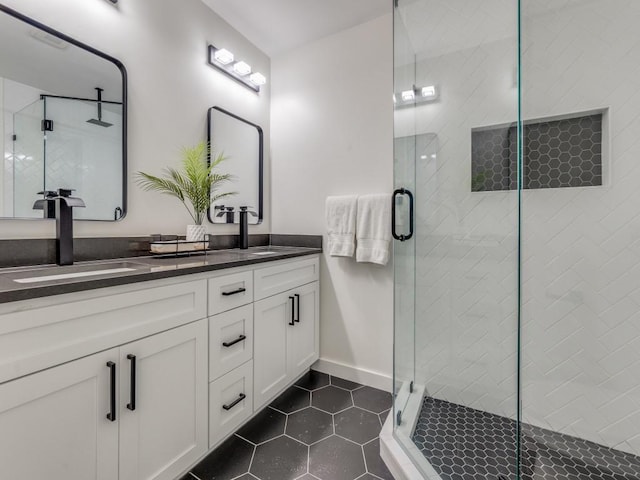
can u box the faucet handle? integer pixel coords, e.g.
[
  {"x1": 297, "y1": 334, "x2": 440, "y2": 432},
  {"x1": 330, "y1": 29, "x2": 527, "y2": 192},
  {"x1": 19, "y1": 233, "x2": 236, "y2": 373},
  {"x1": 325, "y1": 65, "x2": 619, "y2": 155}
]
[
  {"x1": 57, "y1": 188, "x2": 75, "y2": 197},
  {"x1": 239, "y1": 206, "x2": 258, "y2": 217},
  {"x1": 37, "y1": 190, "x2": 58, "y2": 198}
]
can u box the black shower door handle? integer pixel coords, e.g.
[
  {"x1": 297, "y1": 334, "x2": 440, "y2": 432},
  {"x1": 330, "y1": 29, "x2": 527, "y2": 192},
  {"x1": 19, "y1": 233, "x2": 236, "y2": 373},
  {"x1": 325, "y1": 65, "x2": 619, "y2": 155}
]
[{"x1": 391, "y1": 188, "x2": 414, "y2": 241}]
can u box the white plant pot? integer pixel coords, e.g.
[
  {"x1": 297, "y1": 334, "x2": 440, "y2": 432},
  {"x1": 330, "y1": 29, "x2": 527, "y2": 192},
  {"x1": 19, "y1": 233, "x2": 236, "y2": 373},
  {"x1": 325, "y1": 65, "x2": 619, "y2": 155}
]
[{"x1": 186, "y1": 224, "x2": 206, "y2": 242}]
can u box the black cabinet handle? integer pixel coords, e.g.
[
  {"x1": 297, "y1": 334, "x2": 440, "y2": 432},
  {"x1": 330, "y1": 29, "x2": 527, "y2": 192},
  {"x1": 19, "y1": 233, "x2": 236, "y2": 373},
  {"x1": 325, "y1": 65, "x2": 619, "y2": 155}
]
[
  {"x1": 222, "y1": 287, "x2": 246, "y2": 296},
  {"x1": 222, "y1": 393, "x2": 246, "y2": 411},
  {"x1": 294, "y1": 294, "x2": 300, "y2": 323},
  {"x1": 289, "y1": 296, "x2": 295, "y2": 326},
  {"x1": 391, "y1": 188, "x2": 414, "y2": 241},
  {"x1": 126, "y1": 354, "x2": 136, "y2": 411},
  {"x1": 106, "y1": 361, "x2": 116, "y2": 422},
  {"x1": 223, "y1": 335, "x2": 247, "y2": 347}
]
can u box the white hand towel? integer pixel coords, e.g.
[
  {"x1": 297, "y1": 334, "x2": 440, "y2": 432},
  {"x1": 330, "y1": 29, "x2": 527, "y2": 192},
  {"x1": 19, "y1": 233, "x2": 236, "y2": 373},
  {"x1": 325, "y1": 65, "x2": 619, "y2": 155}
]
[
  {"x1": 356, "y1": 194, "x2": 391, "y2": 265},
  {"x1": 325, "y1": 195, "x2": 358, "y2": 257}
]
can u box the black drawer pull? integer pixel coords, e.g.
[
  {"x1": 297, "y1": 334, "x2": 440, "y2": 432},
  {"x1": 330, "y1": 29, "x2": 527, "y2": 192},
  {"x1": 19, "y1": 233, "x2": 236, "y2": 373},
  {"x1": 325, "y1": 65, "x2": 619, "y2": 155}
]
[
  {"x1": 222, "y1": 287, "x2": 246, "y2": 296},
  {"x1": 222, "y1": 335, "x2": 247, "y2": 347},
  {"x1": 223, "y1": 393, "x2": 246, "y2": 411},
  {"x1": 289, "y1": 296, "x2": 295, "y2": 326},
  {"x1": 294, "y1": 293, "x2": 300, "y2": 322},
  {"x1": 106, "y1": 361, "x2": 116, "y2": 422},
  {"x1": 126, "y1": 354, "x2": 136, "y2": 411}
]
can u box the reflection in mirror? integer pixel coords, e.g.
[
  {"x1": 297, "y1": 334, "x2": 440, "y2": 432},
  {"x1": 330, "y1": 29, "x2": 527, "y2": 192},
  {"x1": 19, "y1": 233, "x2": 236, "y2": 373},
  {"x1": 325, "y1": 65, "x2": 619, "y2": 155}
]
[
  {"x1": 208, "y1": 106, "x2": 263, "y2": 225},
  {"x1": 0, "y1": 5, "x2": 126, "y2": 221}
]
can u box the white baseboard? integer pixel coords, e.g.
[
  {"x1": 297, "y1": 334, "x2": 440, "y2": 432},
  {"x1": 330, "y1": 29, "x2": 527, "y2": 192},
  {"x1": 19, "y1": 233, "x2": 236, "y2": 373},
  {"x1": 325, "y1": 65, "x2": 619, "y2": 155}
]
[{"x1": 312, "y1": 358, "x2": 392, "y2": 392}]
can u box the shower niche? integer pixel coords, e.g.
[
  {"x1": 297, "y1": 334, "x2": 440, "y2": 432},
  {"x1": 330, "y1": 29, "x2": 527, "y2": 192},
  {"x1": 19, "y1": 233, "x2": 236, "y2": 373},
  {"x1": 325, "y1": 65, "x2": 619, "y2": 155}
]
[{"x1": 0, "y1": 4, "x2": 126, "y2": 221}]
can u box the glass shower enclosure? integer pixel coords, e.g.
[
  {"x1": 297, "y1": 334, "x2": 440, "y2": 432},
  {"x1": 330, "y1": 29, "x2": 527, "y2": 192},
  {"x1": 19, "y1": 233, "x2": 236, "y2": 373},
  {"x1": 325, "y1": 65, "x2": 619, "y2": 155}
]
[{"x1": 392, "y1": 1, "x2": 640, "y2": 479}]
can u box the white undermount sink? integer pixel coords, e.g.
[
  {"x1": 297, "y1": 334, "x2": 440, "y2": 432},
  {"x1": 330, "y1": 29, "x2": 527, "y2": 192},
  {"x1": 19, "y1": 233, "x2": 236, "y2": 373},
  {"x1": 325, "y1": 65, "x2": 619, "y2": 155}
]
[{"x1": 8, "y1": 261, "x2": 146, "y2": 284}]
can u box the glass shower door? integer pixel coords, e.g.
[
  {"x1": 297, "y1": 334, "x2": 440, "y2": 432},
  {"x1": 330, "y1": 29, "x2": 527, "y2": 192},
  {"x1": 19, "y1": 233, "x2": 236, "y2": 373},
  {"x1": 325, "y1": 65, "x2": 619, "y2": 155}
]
[
  {"x1": 393, "y1": 0, "x2": 521, "y2": 478},
  {"x1": 12, "y1": 99, "x2": 45, "y2": 218},
  {"x1": 392, "y1": 1, "x2": 417, "y2": 435}
]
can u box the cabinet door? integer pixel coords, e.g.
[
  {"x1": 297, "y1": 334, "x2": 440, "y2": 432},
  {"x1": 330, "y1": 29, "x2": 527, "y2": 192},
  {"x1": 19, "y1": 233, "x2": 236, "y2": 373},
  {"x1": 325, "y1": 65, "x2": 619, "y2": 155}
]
[
  {"x1": 253, "y1": 291, "x2": 292, "y2": 409},
  {"x1": 0, "y1": 349, "x2": 119, "y2": 480},
  {"x1": 119, "y1": 320, "x2": 208, "y2": 480},
  {"x1": 288, "y1": 281, "x2": 319, "y2": 377}
]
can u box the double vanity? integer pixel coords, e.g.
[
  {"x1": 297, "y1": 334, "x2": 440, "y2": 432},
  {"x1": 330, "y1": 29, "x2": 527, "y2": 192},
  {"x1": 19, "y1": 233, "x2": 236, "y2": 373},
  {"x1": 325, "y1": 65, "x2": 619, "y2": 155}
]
[{"x1": 0, "y1": 247, "x2": 321, "y2": 480}]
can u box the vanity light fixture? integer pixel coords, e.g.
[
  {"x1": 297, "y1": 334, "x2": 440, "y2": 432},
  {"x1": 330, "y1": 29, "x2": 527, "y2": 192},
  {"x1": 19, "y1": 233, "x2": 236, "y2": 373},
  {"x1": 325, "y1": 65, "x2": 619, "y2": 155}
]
[
  {"x1": 395, "y1": 85, "x2": 438, "y2": 108},
  {"x1": 207, "y1": 44, "x2": 266, "y2": 93}
]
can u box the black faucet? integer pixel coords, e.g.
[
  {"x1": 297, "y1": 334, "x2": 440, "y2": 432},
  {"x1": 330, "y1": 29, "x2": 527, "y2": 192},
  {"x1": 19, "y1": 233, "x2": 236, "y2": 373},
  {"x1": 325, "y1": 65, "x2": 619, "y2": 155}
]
[
  {"x1": 238, "y1": 206, "x2": 257, "y2": 249},
  {"x1": 33, "y1": 188, "x2": 86, "y2": 266}
]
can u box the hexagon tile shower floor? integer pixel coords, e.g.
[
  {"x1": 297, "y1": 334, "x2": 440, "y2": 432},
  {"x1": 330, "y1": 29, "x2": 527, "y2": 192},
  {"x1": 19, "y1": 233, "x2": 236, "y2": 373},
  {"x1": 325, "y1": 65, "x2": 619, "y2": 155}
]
[{"x1": 412, "y1": 397, "x2": 640, "y2": 480}]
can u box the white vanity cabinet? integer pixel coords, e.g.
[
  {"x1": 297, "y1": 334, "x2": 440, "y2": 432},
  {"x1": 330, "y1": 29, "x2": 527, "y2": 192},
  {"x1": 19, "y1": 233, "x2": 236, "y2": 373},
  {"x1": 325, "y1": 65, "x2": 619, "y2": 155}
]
[
  {"x1": 0, "y1": 319, "x2": 208, "y2": 480},
  {"x1": 0, "y1": 252, "x2": 320, "y2": 480},
  {"x1": 118, "y1": 319, "x2": 208, "y2": 480},
  {"x1": 253, "y1": 261, "x2": 320, "y2": 410},
  {"x1": 0, "y1": 348, "x2": 119, "y2": 480}
]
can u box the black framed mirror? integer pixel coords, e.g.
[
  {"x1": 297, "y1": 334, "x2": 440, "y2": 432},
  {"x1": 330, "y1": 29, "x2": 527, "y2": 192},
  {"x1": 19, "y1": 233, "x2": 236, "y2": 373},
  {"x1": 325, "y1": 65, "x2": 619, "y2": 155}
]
[
  {"x1": 0, "y1": 4, "x2": 127, "y2": 221},
  {"x1": 207, "y1": 106, "x2": 263, "y2": 225}
]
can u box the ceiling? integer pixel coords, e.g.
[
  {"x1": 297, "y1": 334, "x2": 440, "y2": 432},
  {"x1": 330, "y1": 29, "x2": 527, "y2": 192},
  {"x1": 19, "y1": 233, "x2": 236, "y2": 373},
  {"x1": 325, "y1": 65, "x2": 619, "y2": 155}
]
[{"x1": 201, "y1": 0, "x2": 391, "y2": 57}]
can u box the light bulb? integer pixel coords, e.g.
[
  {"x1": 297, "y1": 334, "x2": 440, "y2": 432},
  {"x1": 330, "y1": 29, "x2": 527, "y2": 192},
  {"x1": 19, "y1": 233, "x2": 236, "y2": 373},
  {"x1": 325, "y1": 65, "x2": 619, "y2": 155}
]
[
  {"x1": 249, "y1": 72, "x2": 266, "y2": 86},
  {"x1": 213, "y1": 48, "x2": 234, "y2": 65},
  {"x1": 401, "y1": 89, "x2": 415, "y2": 102},
  {"x1": 233, "y1": 61, "x2": 251, "y2": 76},
  {"x1": 421, "y1": 85, "x2": 436, "y2": 98}
]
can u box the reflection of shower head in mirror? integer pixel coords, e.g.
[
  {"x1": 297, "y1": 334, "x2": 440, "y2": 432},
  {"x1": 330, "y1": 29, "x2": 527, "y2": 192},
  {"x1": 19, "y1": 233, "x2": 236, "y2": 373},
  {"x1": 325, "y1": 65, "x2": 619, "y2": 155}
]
[{"x1": 87, "y1": 87, "x2": 113, "y2": 128}]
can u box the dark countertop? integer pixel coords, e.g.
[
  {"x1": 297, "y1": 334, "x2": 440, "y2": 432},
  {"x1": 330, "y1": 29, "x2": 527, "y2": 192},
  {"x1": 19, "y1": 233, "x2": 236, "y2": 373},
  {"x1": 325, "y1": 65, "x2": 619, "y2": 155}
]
[{"x1": 0, "y1": 246, "x2": 321, "y2": 305}]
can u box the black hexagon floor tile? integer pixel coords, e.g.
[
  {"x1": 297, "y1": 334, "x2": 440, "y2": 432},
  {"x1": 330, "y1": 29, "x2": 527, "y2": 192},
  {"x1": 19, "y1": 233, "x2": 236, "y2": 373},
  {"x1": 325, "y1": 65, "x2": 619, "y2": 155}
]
[
  {"x1": 334, "y1": 407, "x2": 381, "y2": 445},
  {"x1": 236, "y1": 407, "x2": 286, "y2": 444},
  {"x1": 330, "y1": 376, "x2": 362, "y2": 391},
  {"x1": 352, "y1": 386, "x2": 392, "y2": 414},
  {"x1": 191, "y1": 434, "x2": 254, "y2": 480},
  {"x1": 270, "y1": 385, "x2": 311, "y2": 413},
  {"x1": 296, "y1": 370, "x2": 330, "y2": 391},
  {"x1": 296, "y1": 474, "x2": 321, "y2": 480},
  {"x1": 287, "y1": 407, "x2": 334, "y2": 445},
  {"x1": 309, "y1": 435, "x2": 366, "y2": 480},
  {"x1": 312, "y1": 385, "x2": 353, "y2": 413},
  {"x1": 250, "y1": 436, "x2": 308, "y2": 480},
  {"x1": 363, "y1": 438, "x2": 394, "y2": 480},
  {"x1": 378, "y1": 409, "x2": 390, "y2": 427}
]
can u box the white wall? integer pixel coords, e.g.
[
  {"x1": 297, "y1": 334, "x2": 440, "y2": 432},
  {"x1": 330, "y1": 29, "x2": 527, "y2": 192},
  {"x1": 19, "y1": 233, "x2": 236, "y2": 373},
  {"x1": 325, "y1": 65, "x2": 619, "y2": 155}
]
[
  {"x1": 0, "y1": 0, "x2": 270, "y2": 238},
  {"x1": 271, "y1": 14, "x2": 394, "y2": 385}
]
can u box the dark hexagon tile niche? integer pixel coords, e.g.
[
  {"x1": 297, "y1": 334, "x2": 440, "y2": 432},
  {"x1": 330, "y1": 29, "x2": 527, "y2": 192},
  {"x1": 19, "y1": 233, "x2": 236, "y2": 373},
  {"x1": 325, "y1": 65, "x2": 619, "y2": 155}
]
[
  {"x1": 334, "y1": 407, "x2": 381, "y2": 444},
  {"x1": 250, "y1": 436, "x2": 308, "y2": 480},
  {"x1": 286, "y1": 407, "x2": 333, "y2": 445},
  {"x1": 270, "y1": 386, "x2": 311, "y2": 413},
  {"x1": 236, "y1": 407, "x2": 286, "y2": 444},
  {"x1": 312, "y1": 385, "x2": 353, "y2": 413},
  {"x1": 295, "y1": 370, "x2": 330, "y2": 391},
  {"x1": 190, "y1": 434, "x2": 254, "y2": 480},
  {"x1": 363, "y1": 438, "x2": 394, "y2": 480},
  {"x1": 352, "y1": 386, "x2": 392, "y2": 414},
  {"x1": 309, "y1": 435, "x2": 366, "y2": 480},
  {"x1": 330, "y1": 375, "x2": 362, "y2": 391}
]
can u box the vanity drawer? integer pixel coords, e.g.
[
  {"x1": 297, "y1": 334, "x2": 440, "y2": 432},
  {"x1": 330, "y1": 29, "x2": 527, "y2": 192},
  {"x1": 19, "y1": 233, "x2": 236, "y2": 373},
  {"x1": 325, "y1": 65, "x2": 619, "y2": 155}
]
[
  {"x1": 209, "y1": 304, "x2": 253, "y2": 381},
  {"x1": 0, "y1": 279, "x2": 207, "y2": 384},
  {"x1": 209, "y1": 360, "x2": 253, "y2": 448},
  {"x1": 208, "y1": 271, "x2": 254, "y2": 315},
  {"x1": 254, "y1": 256, "x2": 319, "y2": 301}
]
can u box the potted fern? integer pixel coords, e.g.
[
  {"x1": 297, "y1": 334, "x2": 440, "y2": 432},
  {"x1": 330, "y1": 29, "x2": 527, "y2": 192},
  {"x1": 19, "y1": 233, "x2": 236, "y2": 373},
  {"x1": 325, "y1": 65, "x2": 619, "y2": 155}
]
[{"x1": 136, "y1": 142, "x2": 236, "y2": 242}]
